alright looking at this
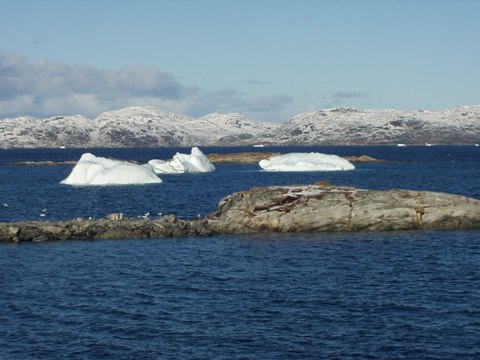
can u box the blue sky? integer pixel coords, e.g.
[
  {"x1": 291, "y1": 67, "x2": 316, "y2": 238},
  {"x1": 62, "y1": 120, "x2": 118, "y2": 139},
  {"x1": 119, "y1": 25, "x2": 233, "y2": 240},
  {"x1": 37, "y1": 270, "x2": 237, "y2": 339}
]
[{"x1": 1, "y1": 0, "x2": 479, "y2": 122}]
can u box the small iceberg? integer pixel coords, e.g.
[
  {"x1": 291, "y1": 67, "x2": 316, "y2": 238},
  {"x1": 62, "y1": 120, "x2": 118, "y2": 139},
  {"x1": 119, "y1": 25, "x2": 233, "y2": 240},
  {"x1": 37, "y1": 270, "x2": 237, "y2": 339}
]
[
  {"x1": 149, "y1": 147, "x2": 215, "y2": 174},
  {"x1": 259, "y1": 152, "x2": 355, "y2": 172},
  {"x1": 60, "y1": 153, "x2": 162, "y2": 186}
]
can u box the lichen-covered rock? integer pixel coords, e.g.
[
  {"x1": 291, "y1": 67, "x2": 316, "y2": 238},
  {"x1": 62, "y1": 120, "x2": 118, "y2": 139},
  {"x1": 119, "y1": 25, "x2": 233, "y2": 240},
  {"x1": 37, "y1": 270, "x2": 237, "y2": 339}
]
[{"x1": 210, "y1": 185, "x2": 480, "y2": 234}]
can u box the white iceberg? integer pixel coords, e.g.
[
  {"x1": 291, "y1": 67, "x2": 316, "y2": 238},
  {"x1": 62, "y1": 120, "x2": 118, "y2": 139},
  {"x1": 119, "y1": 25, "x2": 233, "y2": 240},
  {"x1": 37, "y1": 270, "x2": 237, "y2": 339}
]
[
  {"x1": 60, "y1": 153, "x2": 162, "y2": 185},
  {"x1": 259, "y1": 152, "x2": 355, "y2": 172},
  {"x1": 148, "y1": 147, "x2": 215, "y2": 174}
]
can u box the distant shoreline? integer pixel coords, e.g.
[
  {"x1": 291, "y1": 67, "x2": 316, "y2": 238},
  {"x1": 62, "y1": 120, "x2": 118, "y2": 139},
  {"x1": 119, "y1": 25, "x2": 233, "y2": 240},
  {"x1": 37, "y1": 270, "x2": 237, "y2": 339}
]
[{"x1": 0, "y1": 152, "x2": 385, "y2": 166}]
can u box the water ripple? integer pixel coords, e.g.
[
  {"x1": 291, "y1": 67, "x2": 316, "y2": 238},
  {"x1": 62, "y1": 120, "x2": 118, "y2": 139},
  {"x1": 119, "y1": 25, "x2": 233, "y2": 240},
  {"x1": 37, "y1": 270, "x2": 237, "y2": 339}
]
[{"x1": 1, "y1": 232, "x2": 480, "y2": 359}]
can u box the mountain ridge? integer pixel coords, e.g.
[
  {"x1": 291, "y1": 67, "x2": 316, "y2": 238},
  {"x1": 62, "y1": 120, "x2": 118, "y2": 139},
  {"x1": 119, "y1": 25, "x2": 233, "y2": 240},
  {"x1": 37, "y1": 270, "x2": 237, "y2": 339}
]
[{"x1": 1, "y1": 105, "x2": 479, "y2": 148}]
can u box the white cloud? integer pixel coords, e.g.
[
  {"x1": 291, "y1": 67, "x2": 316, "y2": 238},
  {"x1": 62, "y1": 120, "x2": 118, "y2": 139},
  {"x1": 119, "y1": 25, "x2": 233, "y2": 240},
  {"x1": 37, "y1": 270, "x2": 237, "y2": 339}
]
[{"x1": 0, "y1": 50, "x2": 294, "y2": 122}]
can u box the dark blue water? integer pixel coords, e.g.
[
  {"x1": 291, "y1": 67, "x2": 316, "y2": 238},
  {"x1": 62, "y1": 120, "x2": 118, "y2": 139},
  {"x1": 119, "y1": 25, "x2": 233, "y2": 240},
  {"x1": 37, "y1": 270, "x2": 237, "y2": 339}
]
[
  {"x1": 0, "y1": 146, "x2": 479, "y2": 222},
  {"x1": 1, "y1": 146, "x2": 479, "y2": 359}
]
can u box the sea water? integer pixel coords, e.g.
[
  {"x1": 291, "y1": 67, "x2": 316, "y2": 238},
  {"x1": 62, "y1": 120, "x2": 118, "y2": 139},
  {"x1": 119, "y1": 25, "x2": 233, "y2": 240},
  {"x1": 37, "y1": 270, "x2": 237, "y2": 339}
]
[{"x1": 0, "y1": 146, "x2": 479, "y2": 359}]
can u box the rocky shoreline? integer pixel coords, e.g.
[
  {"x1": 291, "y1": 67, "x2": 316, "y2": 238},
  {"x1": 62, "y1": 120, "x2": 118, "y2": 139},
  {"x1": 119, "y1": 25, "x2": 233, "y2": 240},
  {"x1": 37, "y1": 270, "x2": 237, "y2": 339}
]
[
  {"x1": 0, "y1": 160, "x2": 78, "y2": 166},
  {"x1": 0, "y1": 215, "x2": 213, "y2": 243},
  {"x1": 1, "y1": 184, "x2": 479, "y2": 242}
]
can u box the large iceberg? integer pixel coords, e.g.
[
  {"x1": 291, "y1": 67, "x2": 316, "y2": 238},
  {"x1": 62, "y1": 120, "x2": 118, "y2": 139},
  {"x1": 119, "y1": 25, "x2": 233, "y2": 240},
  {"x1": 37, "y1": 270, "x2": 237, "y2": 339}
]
[
  {"x1": 148, "y1": 147, "x2": 215, "y2": 174},
  {"x1": 259, "y1": 152, "x2": 355, "y2": 172},
  {"x1": 60, "y1": 153, "x2": 162, "y2": 185}
]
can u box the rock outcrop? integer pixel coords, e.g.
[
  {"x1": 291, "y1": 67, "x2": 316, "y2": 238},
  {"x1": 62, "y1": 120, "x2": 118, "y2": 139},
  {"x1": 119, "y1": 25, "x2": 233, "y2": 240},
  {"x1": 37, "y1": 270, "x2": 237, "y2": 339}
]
[
  {"x1": 0, "y1": 215, "x2": 213, "y2": 243},
  {"x1": 209, "y1": 185, "x2": 480, "y2": 234},
  {"x1": 0, "y1": 185, "x2": 479, "y2": 242},
  {"x1": 342, "y1": 155, "x2": 385, "y2": 163},
  {"x1": 207, "y1": 152, "x2": 281, "y2": 164}
]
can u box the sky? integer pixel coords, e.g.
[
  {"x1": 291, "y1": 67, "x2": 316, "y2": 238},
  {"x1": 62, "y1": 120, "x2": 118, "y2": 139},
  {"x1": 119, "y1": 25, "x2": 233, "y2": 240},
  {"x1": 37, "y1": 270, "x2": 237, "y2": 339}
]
[{"x1": 0, "y1": 0, "x2": 479, "y2": 122}]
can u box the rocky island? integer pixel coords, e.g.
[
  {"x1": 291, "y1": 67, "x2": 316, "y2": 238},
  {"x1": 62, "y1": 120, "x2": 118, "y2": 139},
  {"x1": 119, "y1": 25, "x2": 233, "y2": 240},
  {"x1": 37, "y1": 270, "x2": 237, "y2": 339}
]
[
  {"x1": 206, "y1": 153, "x2": 384, "y2": 164},
  {"x1": 211, "y1": 184, "x2": 480, "y2": 233},
  {"x1": 1, "y1": 184, "x2": 479, "y2": 242}
]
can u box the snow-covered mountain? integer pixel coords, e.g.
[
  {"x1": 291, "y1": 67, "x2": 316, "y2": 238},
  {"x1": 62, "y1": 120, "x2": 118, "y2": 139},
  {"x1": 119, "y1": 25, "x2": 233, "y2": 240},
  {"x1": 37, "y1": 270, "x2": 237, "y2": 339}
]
[
  {"x1": 0, "y1": 106, "x2": 279, "y2": 148},
  {"x1": 257, "y1": 106, "x2": 480, "y2": 146},
  {"x1": 0, "y1": 115, "x2": 95, "y2": 148},
  {"x1": 1, "y1": 105, "x2": 479, "y2": 148}
]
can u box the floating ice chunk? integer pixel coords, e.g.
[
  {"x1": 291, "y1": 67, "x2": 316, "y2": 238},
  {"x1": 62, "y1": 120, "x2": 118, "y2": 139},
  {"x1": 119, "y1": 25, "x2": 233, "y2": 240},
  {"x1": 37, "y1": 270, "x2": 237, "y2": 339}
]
[
  {"x1": 259, "y1": 152, "x2": 355, "y2": 172},
  {"x1": 149, "y1": 147, "x2": 215, "y2": 174},
  {"x1": 60, "y1": 153, "x2": 162, "y2": 185},
  {"x1": 177, "y1": 147, "x2": 215, "y2": 173},
  {"x1": 148, "y1": 159, "x2": 186, "y2": 174}
]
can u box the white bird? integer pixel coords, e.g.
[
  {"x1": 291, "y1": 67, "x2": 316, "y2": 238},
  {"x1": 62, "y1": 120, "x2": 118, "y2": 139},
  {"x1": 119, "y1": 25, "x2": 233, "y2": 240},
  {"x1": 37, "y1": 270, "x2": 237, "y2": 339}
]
[
  {"x1": 2, "y1": 203, "x2": 8, "y2": 207},
  {"x1": 142, "y1": 212, "x2": 150, "y2": 219}
]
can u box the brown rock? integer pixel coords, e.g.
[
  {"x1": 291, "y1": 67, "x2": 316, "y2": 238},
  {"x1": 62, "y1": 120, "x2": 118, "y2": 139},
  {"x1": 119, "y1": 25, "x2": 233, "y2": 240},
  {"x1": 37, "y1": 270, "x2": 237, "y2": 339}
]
[
  {"x1": 207, "y1": 152, "x2": 280, "y2": 164},
  {"x1": 210, "y1": 185, "x2": 480, "y2": 234},
  {"x1": 343, "y1": 155, "x2": 385, "y2": 163}
]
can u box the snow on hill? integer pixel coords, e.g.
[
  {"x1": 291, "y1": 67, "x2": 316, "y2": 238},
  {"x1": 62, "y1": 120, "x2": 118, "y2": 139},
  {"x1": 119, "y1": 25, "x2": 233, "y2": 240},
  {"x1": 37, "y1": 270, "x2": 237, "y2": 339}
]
[
  {"x1": 256, "y1": 105, "x2": 480, "y2": 145},
  {"x1": 92, "y1": 106, "x2": 198, "y2": 147},
  {"x1": 0, "y1": 105, "x2": 479, "y2": 148},
  {"x1": 0, "y1": 115, "x2": 94, "y2": 148},
  {"x1": 197, "y1": 112, "x2": 280, "y2": 145},
  {"x1": 0, "y1": 106, "x2": 278, "y2": 148}
]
